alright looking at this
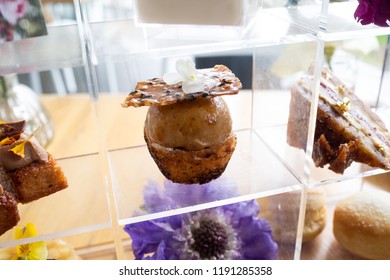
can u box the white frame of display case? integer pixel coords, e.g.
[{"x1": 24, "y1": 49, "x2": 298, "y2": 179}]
[{"x1": 0, "y1": 0, "x2": 389, "y2": 260}]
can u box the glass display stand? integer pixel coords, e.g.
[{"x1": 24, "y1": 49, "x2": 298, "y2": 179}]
[{"x1": 0, "y1": 0, "x2": 389, "y2": 260}]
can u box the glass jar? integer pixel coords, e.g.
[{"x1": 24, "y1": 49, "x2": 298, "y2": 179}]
[{"x1": 0, "y1": 75, "x2": 54, "y2": 147}]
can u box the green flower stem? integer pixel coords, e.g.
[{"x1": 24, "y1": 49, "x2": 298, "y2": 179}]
[{"x1": 0, "y1": 76, "x2": 7, "y2": 99}]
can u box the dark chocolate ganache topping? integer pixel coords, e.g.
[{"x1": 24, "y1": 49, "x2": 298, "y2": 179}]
[{"x1": 0, "y1": 120, "x2": 48, "y2": 171}]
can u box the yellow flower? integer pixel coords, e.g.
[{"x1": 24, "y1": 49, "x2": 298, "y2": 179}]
[
  {"x1": 0, "y1": 137, "x2": 15, "y2": 146},
  {"x1": 8, "y1": 125, "x2": 41, "y2": 158},
  {"x1": 12, "y1": 223, "x2": 48, "y2": 260}
]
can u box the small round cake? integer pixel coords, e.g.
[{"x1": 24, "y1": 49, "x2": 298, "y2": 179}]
[
  {"x1": 46, "y1": 239, "x2": 81, "y2": 260},
  {"x1": 333, "y1": 190, "x2": 390, "y2": 260},
  {"x1": 144, "y1": 96, "x2": 236, "y2": 184},
  {"x1": 302, "y1": 188, "x2": 327, "y2": 242},
  {"x1": 258, "y1": 188, "x2": 326, "y2": 243},
  {"x1": 122, "y1": 61, "x2": 242, "y2": 184}
]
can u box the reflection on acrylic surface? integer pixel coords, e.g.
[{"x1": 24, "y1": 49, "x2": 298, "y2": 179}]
[
  {"x1": 0, "y1": 0, "x2": 47, "y2": 43},
  {"x1": 124, "y1": 178, "x2": 278, "y2": 260}
]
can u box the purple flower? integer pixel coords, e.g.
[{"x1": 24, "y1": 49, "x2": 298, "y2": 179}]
[
  {"x1": 142, "y1": 177, "x2": 238, "y2": 213},
  {"x1": 354, "y1": 0, "x2": 390, "y2": 27},
  {"x1": 124, "y1": 180, "x2": 278, "y2": 260}
]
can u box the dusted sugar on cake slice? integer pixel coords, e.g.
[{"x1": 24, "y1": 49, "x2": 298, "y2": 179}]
[{"x1": 287, "y1": 65, "x2": 390, "y2": 174}]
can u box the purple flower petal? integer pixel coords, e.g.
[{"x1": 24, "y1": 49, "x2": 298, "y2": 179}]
[
  {"x1": 354, "y1": 0, "x2": 390, "y2": 27},
  {"x1": 144, "y1": 241, "x2": 167, "y2": 260},
  {"x1": 125, "y1": 180, "x2": 279, "y2": 260},
  {"x1": 223, "y1": 200, "x2": 260, "y2": 227},
  {"x1": 124, "y1": 216, "x2": 183, "y2": 259},
  {"x1": 124, "y1": 221, "x2": 169, "y2": 259},
  {"x1": 164, "y1": 177, "x2": 238, "y2": 207},
  {"x1": 354, "y1": 1, "x2": 374, "y2": 25},
  {"x1": 143, "y1": 179, "x2": 176, "y2": 213},
  {"x1": 142, "y1": 178, "x2": 238, "y2": 213},
  {"x1": 236, "y1": 216, "x2": 278, "y2": 260}
]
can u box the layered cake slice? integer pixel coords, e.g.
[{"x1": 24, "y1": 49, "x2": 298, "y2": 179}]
[
  {"x1": 0, "y1": 120, "x2": 68, "y2": 235},
  {"x1": 287, "y1": 65, "x2": 390, "y2": 174},
  {"x1": 0, "y1": 184, "x2": 19, "y2": 237}
]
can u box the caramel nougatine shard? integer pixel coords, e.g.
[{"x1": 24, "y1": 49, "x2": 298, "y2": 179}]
[
  {"x1": 287, "y1": 66, "x2": 390, "y2": 174},
  {"x1": 122, "y1": 65, "x2": 242, "y2": 108}
]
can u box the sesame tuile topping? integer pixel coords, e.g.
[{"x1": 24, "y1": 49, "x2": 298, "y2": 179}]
[{"x1": 121, "y1": 65, "x2": 242, "y2": 108}]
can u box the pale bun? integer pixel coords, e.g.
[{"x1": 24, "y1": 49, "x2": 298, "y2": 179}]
[{"x1": 333, "y1": 190, "x2": 390, "y2": 260}]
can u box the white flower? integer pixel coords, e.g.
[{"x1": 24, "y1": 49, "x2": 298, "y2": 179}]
[{"x1": 163, "y1": 59, "x2": 205, "y2": 94}]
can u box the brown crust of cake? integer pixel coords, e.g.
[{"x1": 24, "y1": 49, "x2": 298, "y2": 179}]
[
  {"x1": 145, "y1": 132, "x2": 237, "y2": 184},
  {"x1": 0, "y1": 166, "x2": 17, "y2": 199},
  {"x1": 0, "y1": 191, "x2": 20, "y2": 236},
  {"x1": 8, "y1": 154, "x2": 68, "y2": 204}
]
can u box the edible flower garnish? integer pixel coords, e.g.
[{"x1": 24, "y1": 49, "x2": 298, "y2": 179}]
[
  {"x1": 336, "y1": 97, "x2": 351, "y2": 113},
  {"x1": 163, "y1": 59, "x2": 205, "y2": 94},
  {"x1": 12, "y1": 223, "x2": 48, "y2": 260},
  {"x1": 354, "y1": 0, "x2": 390, "y2": 27},
  {"x1": 124, "y1": 179, "x2": 278, "y2": 260},
  {"x1": 9, "y1": 141, "x2": 27, "y2": 158},
  {"x1": 9, "y1": 125, "x2": 41, "y2": 158},
  {"x1": 0, "y1": 137, "x2": 15, "y2": 146}
]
